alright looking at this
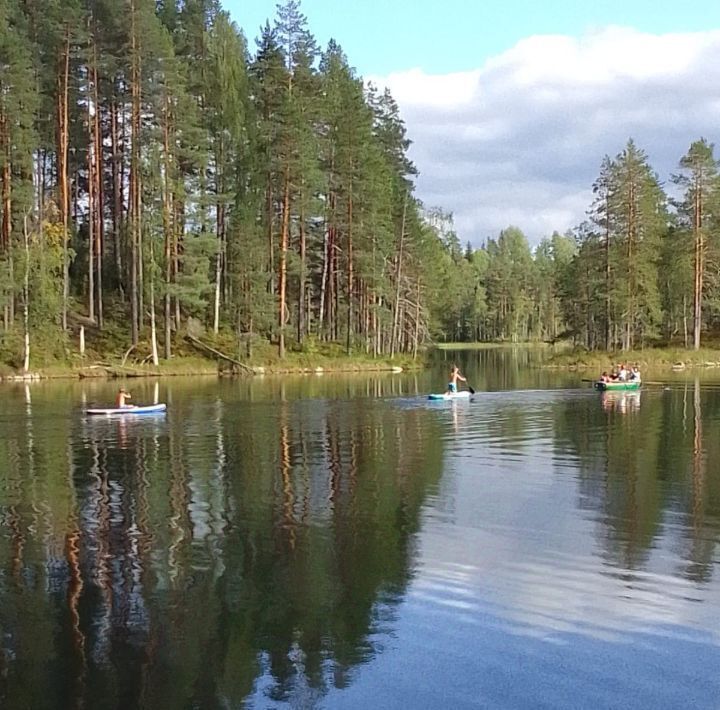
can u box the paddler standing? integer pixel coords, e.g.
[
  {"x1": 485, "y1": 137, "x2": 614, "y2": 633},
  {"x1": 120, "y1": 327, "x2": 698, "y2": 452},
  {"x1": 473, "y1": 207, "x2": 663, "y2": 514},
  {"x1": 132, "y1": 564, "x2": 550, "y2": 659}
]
[{"x1": 446, "y1": 364, "x2": 467, "y2": 395}]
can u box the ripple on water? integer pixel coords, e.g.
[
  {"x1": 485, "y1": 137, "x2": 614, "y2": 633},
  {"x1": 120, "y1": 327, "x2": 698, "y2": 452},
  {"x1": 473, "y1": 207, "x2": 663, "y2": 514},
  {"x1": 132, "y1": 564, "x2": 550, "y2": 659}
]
[{"x1": 410, "y1": 541, "x2": 720, "y2": 666}]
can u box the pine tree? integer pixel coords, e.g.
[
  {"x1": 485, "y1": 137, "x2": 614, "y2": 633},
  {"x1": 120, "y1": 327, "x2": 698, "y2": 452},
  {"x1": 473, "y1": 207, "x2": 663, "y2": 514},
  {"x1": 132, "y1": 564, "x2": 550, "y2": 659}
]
[
  {"x1": 250, "y1": 21, "x2": 286, "y2": 318},
  {"x1": 271, "y1": 0, "x2": 320, "y2": 357},
  {"x1": 205, "y1": 12, "x2": 250, "y2": 334},
  {"x1": 658, "y1": 223, "x2": 692, "y2": 344},
  {"x1": 589, "y1": 156, "x2": 617, "y2": 349},
  {"x1": 276, "y1": 2, "x2": 321, "y2": 347},
  {"x1": 0, "y1": 0, "x2": 38, "y2": 329},
  {"x1": 370, "y1": 86, "x2": 418, "y2": 354},
  {"x1": 673, "y1": 139, "x2": 719, "y2": 350},
  {"x1": 18, "y1": 0, "x2": 80, "y2": 331},
  {"x1": 484, "y1": 227, "x2": 534, "y2": 341},
  {"x1": 559, "y1": 224, "x2": 606, "y2": 349},
  {"x1": 611, "y1": 140, "x2": 667, "y2": 349},
  {"x1": 125, "y1": 0, "x2": 179, "y2": 348}
]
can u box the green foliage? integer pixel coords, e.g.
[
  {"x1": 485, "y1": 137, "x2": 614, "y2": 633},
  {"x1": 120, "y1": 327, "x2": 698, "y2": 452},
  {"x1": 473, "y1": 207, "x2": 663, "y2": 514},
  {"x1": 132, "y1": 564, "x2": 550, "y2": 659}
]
[
  {"x1": 2, "y1": 0, "x2": 720, "y2": 371},
  {"x1": 554, "y1": 141, "x2": 670, "y2": 350},
  {"x1": 0, "y1": 0, "x2": 38, "y2": 217},
  {"x1": 169, "y1": 233, "x2": 218, "y2": 316},
  {"x1": 671, "y1": 138, "x2": 720, "y2": 347}
]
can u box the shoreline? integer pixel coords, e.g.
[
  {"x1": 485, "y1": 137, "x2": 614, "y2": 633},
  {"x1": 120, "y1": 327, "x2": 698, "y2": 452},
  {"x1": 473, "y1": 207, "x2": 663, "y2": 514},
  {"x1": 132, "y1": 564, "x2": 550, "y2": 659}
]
[
  {"x1": 0, "y1": 359, "x2": 421, "y2": 382},
  {"x1": 543, "y1": 346, "x2": 720, "y2": 371}
]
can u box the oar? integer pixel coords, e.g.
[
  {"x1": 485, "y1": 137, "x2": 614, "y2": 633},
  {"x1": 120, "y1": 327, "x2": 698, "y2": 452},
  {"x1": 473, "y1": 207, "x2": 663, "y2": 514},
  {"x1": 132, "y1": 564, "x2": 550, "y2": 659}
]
[{"x1": 467, "y1": 384, "x2": 476, "y2": 395}]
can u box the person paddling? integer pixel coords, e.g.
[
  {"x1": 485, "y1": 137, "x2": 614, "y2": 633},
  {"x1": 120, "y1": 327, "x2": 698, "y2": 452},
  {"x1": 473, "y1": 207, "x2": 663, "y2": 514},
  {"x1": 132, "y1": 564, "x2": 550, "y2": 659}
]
[
  {"x1": 115, "y1": 387, "x2": 132, "y2": 408},
  {"x1": 446, "y1": 364, "x2": 467, "y2": 395}
]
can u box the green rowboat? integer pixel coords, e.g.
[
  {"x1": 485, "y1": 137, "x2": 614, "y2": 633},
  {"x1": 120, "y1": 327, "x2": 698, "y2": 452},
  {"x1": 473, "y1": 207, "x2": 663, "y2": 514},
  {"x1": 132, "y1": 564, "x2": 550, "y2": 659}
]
[{"x1": 594, "y1": 380, "x2": 641, "y2": 391}]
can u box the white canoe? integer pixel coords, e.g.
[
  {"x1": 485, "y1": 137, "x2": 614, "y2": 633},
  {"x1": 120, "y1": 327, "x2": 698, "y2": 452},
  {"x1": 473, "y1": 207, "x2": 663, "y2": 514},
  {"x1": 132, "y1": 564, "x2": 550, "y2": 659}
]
[
  {"x1": 87, "y1": 403, "x2": 167, "y2": 416},
  {"x1": 427, "y1": 391, "x2": 472, "y2": 401}
]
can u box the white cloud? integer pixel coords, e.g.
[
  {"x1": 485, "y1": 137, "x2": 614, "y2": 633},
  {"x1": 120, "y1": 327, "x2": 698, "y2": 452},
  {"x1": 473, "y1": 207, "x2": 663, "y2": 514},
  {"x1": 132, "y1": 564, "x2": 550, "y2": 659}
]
[{"x1": 370, "y1": 27, "x2": 720, "y2": 246}]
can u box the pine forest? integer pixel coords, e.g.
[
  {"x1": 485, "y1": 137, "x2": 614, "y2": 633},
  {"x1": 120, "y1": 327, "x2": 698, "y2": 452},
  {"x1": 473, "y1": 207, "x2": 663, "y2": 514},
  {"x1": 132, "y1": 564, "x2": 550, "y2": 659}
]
[{"x1": 1, "y1": 0, "x2": 720, "y2": 371}]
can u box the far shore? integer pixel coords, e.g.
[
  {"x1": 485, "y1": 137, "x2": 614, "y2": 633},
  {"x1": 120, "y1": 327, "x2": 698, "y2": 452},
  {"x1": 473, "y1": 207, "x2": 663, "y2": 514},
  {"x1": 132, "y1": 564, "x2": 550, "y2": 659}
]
[
  {"x1": 0, "y1": 355, "x2": 423, "y2": 383},
  {"x1": 544, "y1": 346, "x2": 720, "y2": 371},
  {"x1": 429, "y1": 340, "x2": 720, "y2": 372},
  {"x1": 10, "y1": 342, "x2": 720, "y2": 382}
]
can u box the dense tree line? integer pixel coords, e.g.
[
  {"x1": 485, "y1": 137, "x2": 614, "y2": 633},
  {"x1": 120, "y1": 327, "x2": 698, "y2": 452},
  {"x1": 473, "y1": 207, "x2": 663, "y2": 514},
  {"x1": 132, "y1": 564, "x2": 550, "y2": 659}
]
[
  {"x1": 3, "y1": 1, "x2": 719, "y2": 368},
  {"x1": 0, "y1": 0, "x2": 470, "y2": 369},
  {"x1": 442, "y1": 138, "x2": 720, "y2": 351}
]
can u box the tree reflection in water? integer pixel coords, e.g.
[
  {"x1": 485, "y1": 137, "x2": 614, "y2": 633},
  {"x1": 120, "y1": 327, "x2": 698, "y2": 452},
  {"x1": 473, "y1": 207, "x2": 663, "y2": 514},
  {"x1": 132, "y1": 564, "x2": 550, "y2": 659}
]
[
  {"x1": 1, "y1": 373, "x2": 720, "y2": 708},
  {"x1": 0, "y1": 387, "x2": 445, "y2": 708}
]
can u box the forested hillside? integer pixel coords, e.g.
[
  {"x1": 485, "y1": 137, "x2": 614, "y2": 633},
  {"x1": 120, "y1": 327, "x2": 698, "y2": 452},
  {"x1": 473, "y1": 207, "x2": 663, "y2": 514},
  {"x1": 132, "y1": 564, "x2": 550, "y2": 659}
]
[
  {"x1": 1, "y1": 0, "x2": 718, "y2": 372},
  {"x1": 0, "y1": 0, "x2": 471, "y2": 369}
]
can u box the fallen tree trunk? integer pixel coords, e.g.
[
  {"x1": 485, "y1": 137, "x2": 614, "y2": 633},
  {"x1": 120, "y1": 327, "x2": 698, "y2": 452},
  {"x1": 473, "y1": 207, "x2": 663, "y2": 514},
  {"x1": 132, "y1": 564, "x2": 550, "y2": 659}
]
[{"x1": 184, "y1": 335, "x2": 255, "y2": 375}]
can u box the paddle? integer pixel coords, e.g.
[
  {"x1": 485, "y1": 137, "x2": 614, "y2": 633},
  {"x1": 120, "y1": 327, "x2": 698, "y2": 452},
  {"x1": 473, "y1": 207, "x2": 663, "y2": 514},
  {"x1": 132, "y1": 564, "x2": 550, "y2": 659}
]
[{"x1": 467, "y1": 384, "x2": 475, "y2": 395}]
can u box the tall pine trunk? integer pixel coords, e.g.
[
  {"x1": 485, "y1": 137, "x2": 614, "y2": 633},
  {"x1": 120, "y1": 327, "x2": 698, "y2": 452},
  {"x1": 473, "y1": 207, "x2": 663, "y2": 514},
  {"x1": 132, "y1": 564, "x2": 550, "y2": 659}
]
[
  {"x1": 162, "y1": 98, "x2": 173, "y2": 360},
  {"x1": 604, "y1": 192, "x2": 611, "y2": 350},
  {"x1": 413, "y1": 276, "x2": 421, "y2": 359},
  {"x1": 213, "y1": 138, "x2": 225, "y2": 335},
  {"x1": 22, "y1": 216, "x2": 30, "y2": 374},
  {"x1": 345, "y1": 186, "x2": 353, "y2": 355},
  {"x1": 86, "y1": 53, "x2": 95, "y2": 323},
  {"x1": 0, "y1": 112, "x2": 10, "y2": 252},
  {"x1": 391, "y1": 195, "x2": 408, "y2": 357},
  {"x1": 110, "y1": 96, "x2": 124, "y2": 297},
  {"x1": 278, "y1": 165, "x2": 290, "y2": 358},
  {"x1": 1, "y1": 109, "x2": 12, "y2": 332},
  {"x1": 266, "y1": 181, "x2": 274, "y2": 293},
  {"x1": 297, "y1": 198, "x2": 306, "y2": 344},
  {"x1": 58, "y1": 28, "x2": 71, "y2": 331},
  {"x1": 693, "y1": 180, "x2": 703, "y2": 350},
  {"x1": 92, "y1": 43, "x2": 103, "y2": 328},
  {"x1": 129, "y1": 0, "x2": 141, "y2": 345},
  {"x1": 149, "y1": 228, "x2": 159, "y2": 366}
]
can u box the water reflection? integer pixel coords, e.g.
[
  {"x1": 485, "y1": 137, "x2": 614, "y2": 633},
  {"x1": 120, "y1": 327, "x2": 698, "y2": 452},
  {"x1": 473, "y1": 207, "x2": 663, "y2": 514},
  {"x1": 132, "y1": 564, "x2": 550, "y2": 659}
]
[
  {"x1": 600, "y1": 390, "x2": 641, "y2": 414},
  {"x1": 0, "y1": 362, "x2": 719, "y2": 708},
  {"x1": 0, "y1": 386, "x2": 445, "y2": 708}
]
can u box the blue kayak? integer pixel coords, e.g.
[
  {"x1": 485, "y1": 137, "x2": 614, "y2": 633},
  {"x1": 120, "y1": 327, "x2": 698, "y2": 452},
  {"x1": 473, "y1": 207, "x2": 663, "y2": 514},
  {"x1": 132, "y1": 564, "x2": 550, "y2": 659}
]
[{"x1": 87, "y1": 403, "x2": 167, "y2": 415}]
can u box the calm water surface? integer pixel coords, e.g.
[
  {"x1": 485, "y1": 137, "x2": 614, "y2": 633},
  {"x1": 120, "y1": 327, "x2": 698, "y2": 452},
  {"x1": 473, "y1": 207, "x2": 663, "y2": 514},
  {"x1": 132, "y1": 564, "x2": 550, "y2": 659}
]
[{"x1": 1, "y1": 348, "x2": 719, "y2": 709}]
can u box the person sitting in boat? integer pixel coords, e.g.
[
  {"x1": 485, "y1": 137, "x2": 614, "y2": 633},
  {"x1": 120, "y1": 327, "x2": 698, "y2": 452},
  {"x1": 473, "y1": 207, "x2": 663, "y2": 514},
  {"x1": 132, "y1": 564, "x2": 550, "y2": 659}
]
[
  {"x1": 446, "y1": 364, "x2": 467, "y2": 394},
  {"x1": 115, "y1": 387, "x2": 132, "y2": 408},
  {"x1": 629, "y1": 366, "x2": 641, "y2": 381},
  {"x1": 600, "y1": 371, "x2": 610, "y2": 382},
  {"x1": 617, "y1": 364, "x2": 628, "y2": 381}
]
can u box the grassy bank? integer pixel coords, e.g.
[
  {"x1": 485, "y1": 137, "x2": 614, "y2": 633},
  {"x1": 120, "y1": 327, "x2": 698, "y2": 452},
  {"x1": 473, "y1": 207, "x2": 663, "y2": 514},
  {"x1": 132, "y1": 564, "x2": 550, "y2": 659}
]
[
  {"x1": 0, "y1": 334, "x2": 425, "y2": 381},
  {"x1": 545, "y1": 347, "x2": 720, "y2": 370}
]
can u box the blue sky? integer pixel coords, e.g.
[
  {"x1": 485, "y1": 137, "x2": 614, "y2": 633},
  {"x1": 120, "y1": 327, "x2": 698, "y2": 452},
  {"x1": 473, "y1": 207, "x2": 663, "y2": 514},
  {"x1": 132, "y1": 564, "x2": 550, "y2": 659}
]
[
  {"x1": 224, "y1": 1, "x2": 720, "y2": 245},
  {"x1": 225, "y1": 0, "x2": 720, "y2": 75}
]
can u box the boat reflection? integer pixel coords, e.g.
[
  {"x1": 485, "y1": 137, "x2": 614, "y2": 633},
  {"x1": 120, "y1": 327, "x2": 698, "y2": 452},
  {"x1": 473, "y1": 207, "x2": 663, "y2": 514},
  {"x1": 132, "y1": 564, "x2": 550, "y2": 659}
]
[{"x1": 601, "y1": 390, "x2": 641, "y2": 414}]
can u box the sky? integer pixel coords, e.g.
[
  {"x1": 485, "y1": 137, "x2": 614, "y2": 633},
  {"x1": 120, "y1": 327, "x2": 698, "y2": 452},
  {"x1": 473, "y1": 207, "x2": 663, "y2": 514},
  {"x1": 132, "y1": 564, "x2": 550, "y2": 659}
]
[{"x1": 225, "y1": 0, "x2": 720, "y2": 245}]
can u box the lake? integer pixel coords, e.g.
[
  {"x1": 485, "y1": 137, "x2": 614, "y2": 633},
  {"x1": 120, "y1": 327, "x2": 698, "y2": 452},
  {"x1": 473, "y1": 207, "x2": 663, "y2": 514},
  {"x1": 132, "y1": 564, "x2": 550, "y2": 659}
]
[{"x1": 0, "y1": 347, "x2": 719, "y2": 709}]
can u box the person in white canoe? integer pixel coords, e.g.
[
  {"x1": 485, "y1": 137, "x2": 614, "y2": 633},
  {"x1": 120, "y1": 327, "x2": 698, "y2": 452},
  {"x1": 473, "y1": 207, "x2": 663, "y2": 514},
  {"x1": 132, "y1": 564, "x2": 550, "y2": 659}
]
[{"x1": 446, "y1": 364, "x2": 467, "y2": 395}]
